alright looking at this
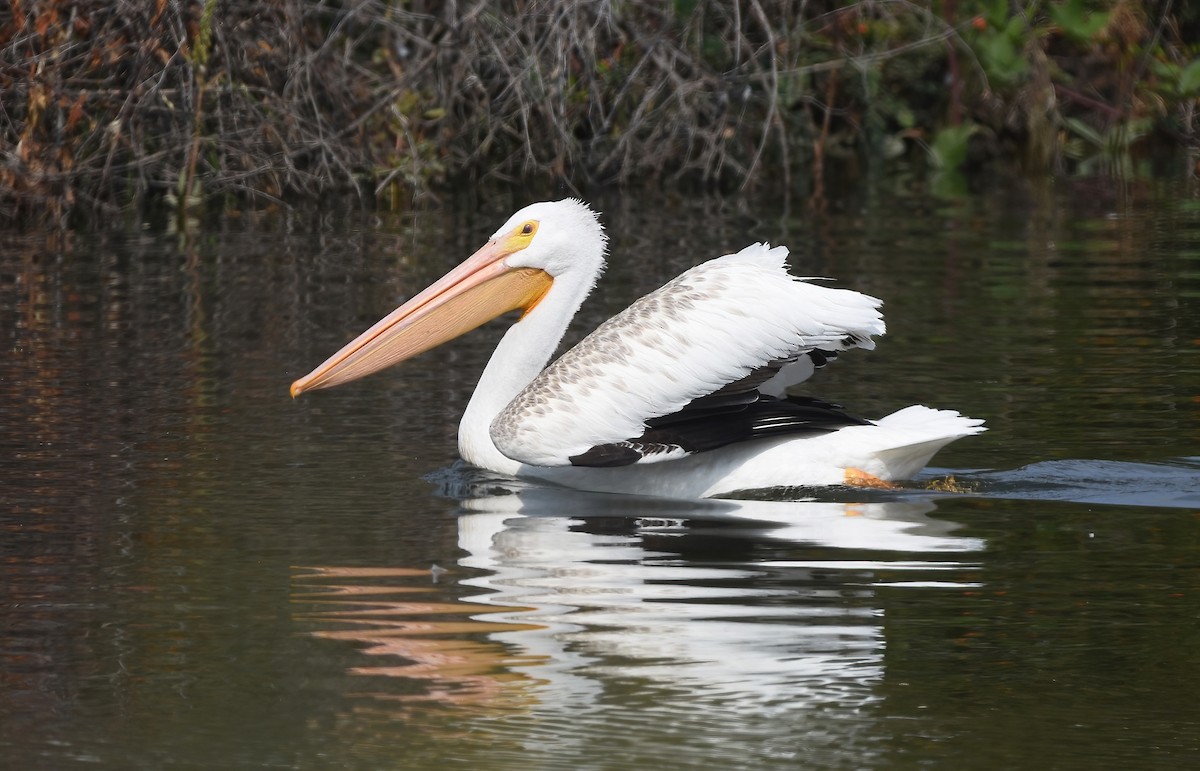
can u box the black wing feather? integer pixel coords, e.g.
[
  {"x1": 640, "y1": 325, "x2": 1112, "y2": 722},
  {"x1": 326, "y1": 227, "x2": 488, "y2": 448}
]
[{"x1": 569, "y1": 394, "x2": 869, "y2": 468}]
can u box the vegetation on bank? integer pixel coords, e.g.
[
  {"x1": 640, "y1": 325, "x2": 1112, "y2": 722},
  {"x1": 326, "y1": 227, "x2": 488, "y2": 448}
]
[{"x1": 2, "y1": 0, "x2": 1197, "y2": 224}]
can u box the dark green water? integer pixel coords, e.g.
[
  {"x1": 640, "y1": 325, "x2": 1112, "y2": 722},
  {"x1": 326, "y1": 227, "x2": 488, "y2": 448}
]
[{"x1": 3, "y1": 176, "x2": 1200, "y2": 769}]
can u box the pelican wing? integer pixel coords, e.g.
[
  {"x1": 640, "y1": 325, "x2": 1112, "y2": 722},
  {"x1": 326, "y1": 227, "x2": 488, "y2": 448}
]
[
  {"x1": 490, "y1": 244, "x2": 886, "y2": 467},
  {"x1": 567, "y1": 394, "x2": 871, "y2": 467}
]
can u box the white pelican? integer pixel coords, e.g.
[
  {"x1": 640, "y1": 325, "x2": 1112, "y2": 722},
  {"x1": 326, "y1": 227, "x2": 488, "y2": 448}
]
[{"x1": 291, "y1": 199, "x2": 984, "y2": 498}]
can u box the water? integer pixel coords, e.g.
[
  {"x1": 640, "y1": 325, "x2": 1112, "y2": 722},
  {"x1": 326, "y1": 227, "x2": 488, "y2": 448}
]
[{"x1": 3, "y1": 176, "x2": 1200, "y2": 769}]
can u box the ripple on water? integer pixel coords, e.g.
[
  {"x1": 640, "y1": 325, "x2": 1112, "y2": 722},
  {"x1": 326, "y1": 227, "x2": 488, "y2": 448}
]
[{"x1": 971, "y1": 457, "x2": 1200, "y2": 508}]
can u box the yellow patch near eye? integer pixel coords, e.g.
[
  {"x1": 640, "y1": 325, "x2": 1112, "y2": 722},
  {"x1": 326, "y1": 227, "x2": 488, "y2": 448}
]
[{"x1": 503, "y1": 220, "x2": 539, "y2": 253}]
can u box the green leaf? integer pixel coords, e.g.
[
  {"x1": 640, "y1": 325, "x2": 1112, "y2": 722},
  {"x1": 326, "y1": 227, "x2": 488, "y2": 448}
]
[
  {"x1": 984, "y1": 0, "x2": 1011, "y2": 29},
  {"x1": 1063, "y1": 116, "x2": 1102, "y2": 146},
  {"x1": 982, "y1": 31, "x2": 1027, "y2": 83},
  {"x1": 931, "y1": 123, "x2": 978, "y2": 170},
  {"x1": 1178, "y1": 59, "x2": 1200, "y2": 95},
  {"x1": 931, "y1": 169, "x2": 969, "y2": 200},
  {"x1": 1049, "y1": 0, "x2": 1111, "y2": 43}
]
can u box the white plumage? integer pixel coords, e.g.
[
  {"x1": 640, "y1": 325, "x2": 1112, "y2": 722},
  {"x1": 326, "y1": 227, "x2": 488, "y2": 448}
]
[
  {"x1": 492, "y1": 243, "x2": 883, "y2": 466},
  {"x1": 291, "y1": 199, "x2": 984, "y2": 498}
]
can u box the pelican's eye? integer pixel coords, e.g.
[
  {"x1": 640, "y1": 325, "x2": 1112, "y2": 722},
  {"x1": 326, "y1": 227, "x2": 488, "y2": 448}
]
[{"x1": 520, "y1": 222, "x2": 535, "y2": 236}]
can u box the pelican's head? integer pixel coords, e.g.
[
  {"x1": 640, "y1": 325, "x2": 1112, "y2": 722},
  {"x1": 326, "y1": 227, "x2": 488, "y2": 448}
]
[
  {"x1": 290, "y1": 199, "x2": 607, "y2": 397},
  {"x1": 498, "y1": 198, "x2": 607, "y2": 278}
]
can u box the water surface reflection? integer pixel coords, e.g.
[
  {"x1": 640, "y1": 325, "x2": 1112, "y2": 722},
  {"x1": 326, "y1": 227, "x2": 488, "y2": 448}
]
[{"x1": 295, "y1": 485, "x2": 984, "y2": 766}]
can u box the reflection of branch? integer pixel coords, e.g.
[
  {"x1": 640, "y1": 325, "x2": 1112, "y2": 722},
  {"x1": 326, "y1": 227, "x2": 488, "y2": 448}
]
[{"x1": 293, "y1": 566, "x2": 546, "y2": 713}]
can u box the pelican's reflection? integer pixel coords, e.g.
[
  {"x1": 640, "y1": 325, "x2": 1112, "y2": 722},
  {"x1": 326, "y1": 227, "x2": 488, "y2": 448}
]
[
  {"x1": 456, "y1": 487, "x2": 981, "y2": 709},
  {"x1": 296, "y1": 482, "x2": 982, "y2": 727}
]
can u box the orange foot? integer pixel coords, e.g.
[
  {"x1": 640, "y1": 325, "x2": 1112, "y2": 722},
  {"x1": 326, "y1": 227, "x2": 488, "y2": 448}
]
[{"x1": 844, "y1": 467, "x2": 899, "y2": 489}]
